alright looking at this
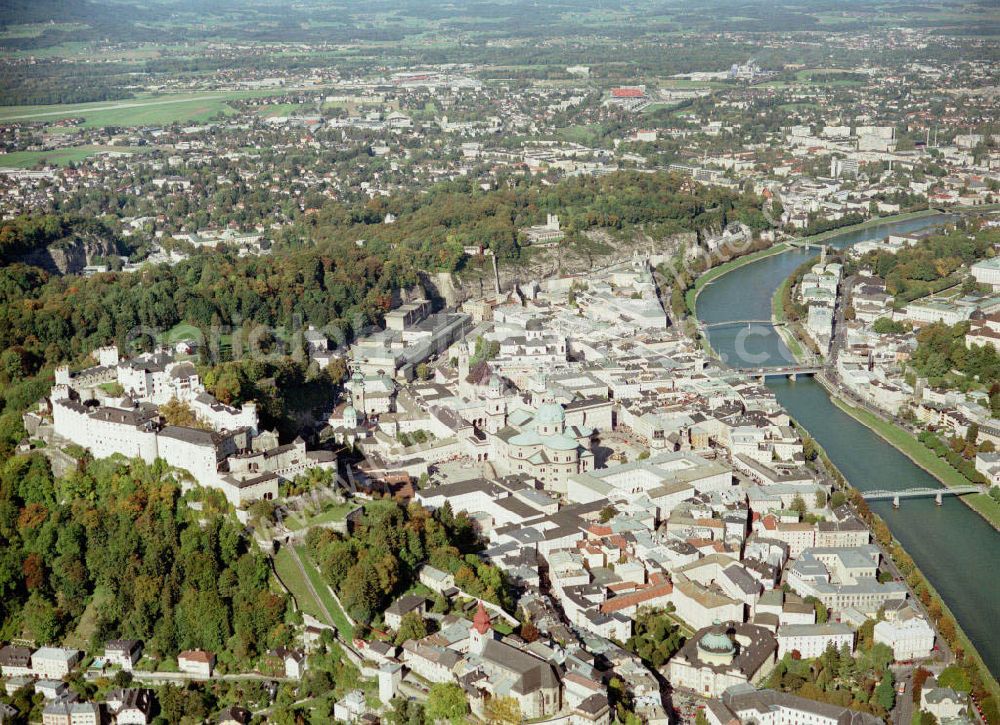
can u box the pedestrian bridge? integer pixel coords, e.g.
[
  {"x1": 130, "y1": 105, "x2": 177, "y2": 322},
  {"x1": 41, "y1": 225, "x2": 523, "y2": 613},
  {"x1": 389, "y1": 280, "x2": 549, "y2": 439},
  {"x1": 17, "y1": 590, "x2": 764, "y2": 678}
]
[
  {"x1": 863, "y1": 486, "x2": 983, "y2": 507},
  {"x1": 788, "y1": 240, "x2": 828, "y2": 250},
  {"x1": 701, "y1": 319, "x2": 775, "y2": 329}
]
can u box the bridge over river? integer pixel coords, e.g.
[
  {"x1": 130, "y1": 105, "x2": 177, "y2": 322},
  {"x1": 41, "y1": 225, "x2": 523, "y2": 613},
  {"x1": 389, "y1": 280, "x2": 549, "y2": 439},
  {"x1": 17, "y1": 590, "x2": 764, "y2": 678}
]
[
  {"x1": 862, "y1": 486, "x2": 984, "y2": 507},
  {"x1": 700, "y1": 319, "x2": 775, "y2": 328},
  {"x1": 692, "y1": 209, "x2": 1000, "y2": 677}
]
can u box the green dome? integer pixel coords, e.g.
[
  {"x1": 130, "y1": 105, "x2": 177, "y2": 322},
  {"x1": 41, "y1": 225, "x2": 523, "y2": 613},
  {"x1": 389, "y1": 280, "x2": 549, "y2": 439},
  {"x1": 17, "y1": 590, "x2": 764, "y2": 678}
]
[
  {"x1": 535, "y1": 402, "x2": 566, "y2": 426},
  {"x1": 698, "y1": 621, "x2": 735, "y2": 655}
]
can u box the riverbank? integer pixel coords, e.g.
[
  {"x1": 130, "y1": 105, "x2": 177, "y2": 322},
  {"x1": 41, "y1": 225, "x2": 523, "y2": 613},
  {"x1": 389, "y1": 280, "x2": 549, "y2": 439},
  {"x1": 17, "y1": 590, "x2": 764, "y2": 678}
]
[
  {"x1": 686, "y1": 242, "x2": 791, "y2": 314},
  {"x1": 691, "y1": 210, "x2": 1000, "y2": 693},
  {"x1": 771, "y1": 276, "x2": 807, "y2": 361},
  {"x1": 803, "y1": 427, "x2": 1000, "y2": 714},
  {"x1": 819, "y1": 378, "x2": 1000, "y2": 531},
  {"x1": 793, "y1": 208, "x2": 943, "y2": 246},
  {"x1": 688, "y1": 208, "x2": 956, "y2": 317}
]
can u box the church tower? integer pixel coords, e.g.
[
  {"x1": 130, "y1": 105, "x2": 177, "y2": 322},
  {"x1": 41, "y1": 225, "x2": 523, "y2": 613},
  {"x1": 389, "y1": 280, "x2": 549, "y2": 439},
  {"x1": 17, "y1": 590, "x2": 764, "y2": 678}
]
[
  {"x1": 469, "y1": 600, "x2": 495, "y2": 655},
  {"x1": 350, "y1": 369, "x2": 366, "y2": 416}
]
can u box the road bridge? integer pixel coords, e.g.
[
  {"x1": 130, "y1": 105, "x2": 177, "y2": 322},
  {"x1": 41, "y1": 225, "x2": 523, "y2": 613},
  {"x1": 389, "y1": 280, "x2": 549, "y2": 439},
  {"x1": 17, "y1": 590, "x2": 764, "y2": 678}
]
[
  {"x1": 742, "y1": 364, "x2": 823, "y2": 381},
  {"x1": 862, "y1": 486, "x2": 983, "y2": 508}
]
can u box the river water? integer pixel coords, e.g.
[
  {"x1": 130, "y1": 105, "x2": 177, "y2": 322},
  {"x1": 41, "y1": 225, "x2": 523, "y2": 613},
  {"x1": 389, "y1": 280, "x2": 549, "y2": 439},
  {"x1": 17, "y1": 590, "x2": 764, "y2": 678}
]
[{"x1": 695, "y1": 215, "x2": 999, "y2": 678}]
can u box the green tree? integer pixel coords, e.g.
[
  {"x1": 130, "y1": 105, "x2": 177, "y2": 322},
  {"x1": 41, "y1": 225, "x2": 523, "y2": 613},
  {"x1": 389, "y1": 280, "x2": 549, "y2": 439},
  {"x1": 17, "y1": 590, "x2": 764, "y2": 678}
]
[
  {"x1": 394, "y1": 611, "x2": 429, "y2": 644},
  {"x1": 937, "y1": 665, "x2": 971, "y2": 692},
  {"x1": 790, "y1": 494, "x2": 807, "y2": 515},
  {"x1": 874, "y1": 671, "x2": 895, "y2": 713},
  {"x1": 426, "y1": 683, "x2": 469, "y2": 724},
  {"x1": 22, "y1": 592, "x2": 60, "y2": 643},
  {"x1": 485, "y1": 696, "x2": 522, "y2": 724},
  {"x1": 387, "y1": 697, "x2": 426, "y2": 725},
  {"x1": 159, "y1": 398, "x2": 211, "y2": 429}
]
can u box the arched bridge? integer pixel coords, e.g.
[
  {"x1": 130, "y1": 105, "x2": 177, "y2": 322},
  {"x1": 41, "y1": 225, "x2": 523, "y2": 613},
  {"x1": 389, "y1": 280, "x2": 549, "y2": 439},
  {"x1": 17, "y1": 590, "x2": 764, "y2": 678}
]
[
  {"x1": 744, "y1": 365, "x2": 823, "y2": 379},
  {"x1": 863, "y1": 486, "x2": 984, "y2": 507}
]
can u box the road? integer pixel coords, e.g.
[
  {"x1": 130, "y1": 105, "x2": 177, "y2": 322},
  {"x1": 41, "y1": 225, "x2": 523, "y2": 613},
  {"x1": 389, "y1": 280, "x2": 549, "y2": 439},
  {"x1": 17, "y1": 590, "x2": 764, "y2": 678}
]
[{"x1": 891, "y1": 666, "x2": 914, "y2": 725}]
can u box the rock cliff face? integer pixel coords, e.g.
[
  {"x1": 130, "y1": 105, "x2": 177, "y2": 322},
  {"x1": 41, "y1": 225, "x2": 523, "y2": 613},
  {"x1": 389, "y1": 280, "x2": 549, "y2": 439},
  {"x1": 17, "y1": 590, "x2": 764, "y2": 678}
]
[
  {"x1": 17, "y1": 235, "x2": 120, "y2": 274},
  {"x1": 419, "y1": 231, "x2": 696, "y2": 310}
]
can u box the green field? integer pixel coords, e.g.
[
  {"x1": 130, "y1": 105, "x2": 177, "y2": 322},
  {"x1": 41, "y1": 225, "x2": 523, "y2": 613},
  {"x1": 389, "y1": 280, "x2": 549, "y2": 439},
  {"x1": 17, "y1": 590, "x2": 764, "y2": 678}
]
[
  {"x1": 641, "y1": 102, "x2": 678, "y2": 114},
  {"x1": 554, "y1": 123, "x2": 606, "y2": 145},
  {"x1": 0, "y1": 145, "x2": 150, "y2": 168},
  {"x1": 64, "y1": 586, "x2": 111, "y2": 649},
  {"x1": 254, "y1": 102, "x2": 316, "y2": 118},
  {"x1": 295, "y1": 546, "x2": 353, "y2": 638},
  {"x1": 284, "y1": 502, "x2": 357, "y2": 532},
  {"x1": 157, "y1": 322, "x2": 204, "y2": 345},
  {"x1": 770, "y1": 276, "x2": 806, "y2": 360},
  {"x1": 0, "y1": 89, "x2": 298, "y2": 128},
  {"x1": 273, "y1": 547, "x2": 327, "y2": 623},
  {"x1": 793, "y1": 69, "x2": 866, "y2": 86},
  {"x1": 0, "y1": 22, "x2": 88, "y2": 39}
]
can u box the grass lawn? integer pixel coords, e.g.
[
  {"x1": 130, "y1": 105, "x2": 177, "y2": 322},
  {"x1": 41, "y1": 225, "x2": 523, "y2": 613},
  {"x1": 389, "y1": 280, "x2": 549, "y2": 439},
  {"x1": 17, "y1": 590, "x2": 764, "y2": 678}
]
[
  {"x1": 778, "y1": 102, "x2": 820, "y2": 111},
  {"x1": 555, "y1": 124, "x2": 605, "y2": 145},
  {"x1": 830, "y1": 396, "x2": 1000, "y2": 528},
  {"x1": 777, "y1": 325, "x2": 806, "y2": 361},
  {"x1": 284, "y1": 502, "x2": 357, "y2": 532},
  {"x1": 157, "y1": 322, "x2": 204, "y2": 345},
  {"x1": 64, "y1": 586, "x2": 111, "y2": 650},
  {"x1": 295, "y1": 546, "x2": 353, "y2": 638},
  {"x1": 0, "y1": 146, "x2": 151, "y2": 168},
  {"x1": 0, "y1": 89, "x2": 295, "y2": 128},
  {"x1": 0, "y1": 22, "x2": 88, "y2": 39},
  {"x1": 641, "y1": 102, "x2": 677, "y2": 114},
  {"x1": 772, "y1": 276, "x2": 790, "y2": 324},
  {"x1": 770, "y1": 276, "x2": 806, "y2": 360},
  {"x1": 254, "y1": 102, "x2": 316, "y2": 118},
  {"x1": 273, "y1": 547, "x2": 326, "y2": 623}
]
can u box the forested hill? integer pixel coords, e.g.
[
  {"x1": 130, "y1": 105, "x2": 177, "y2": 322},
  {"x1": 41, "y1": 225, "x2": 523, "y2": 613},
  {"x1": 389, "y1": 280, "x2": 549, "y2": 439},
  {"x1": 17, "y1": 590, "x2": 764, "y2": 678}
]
[
  {"x1": 0, "y1": 170, "x2": 770, "y2": 456},
  {"x1": 0, "y1": 452, "x2": 289, "y2": 664},
  {"x1": 309, "y1": 171, "x2": 771, "y2": 268}
]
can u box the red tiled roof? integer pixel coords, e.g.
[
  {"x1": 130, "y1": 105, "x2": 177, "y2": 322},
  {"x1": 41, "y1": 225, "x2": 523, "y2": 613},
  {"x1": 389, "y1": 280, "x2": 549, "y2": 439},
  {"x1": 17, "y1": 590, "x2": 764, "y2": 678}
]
[
  {"x1": 472, "y1": 600, "x2": 492, "y2": 635},
  {"x1": 600, "y1": 581, "x2": 673, "y2": 614}
]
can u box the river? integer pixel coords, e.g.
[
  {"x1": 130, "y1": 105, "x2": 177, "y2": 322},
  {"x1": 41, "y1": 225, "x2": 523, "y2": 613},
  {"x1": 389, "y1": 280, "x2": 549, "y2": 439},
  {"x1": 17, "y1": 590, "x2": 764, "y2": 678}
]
[{"x1": 694, "y1": 215, "x2": 1000, "y2": 678}]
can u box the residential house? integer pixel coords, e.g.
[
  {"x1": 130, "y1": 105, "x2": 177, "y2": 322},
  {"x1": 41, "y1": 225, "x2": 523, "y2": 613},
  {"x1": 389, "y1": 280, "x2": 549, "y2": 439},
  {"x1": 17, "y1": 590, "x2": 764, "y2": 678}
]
[{"x1": 178, "y1": 650, "x2": 215, "y2": 677}]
